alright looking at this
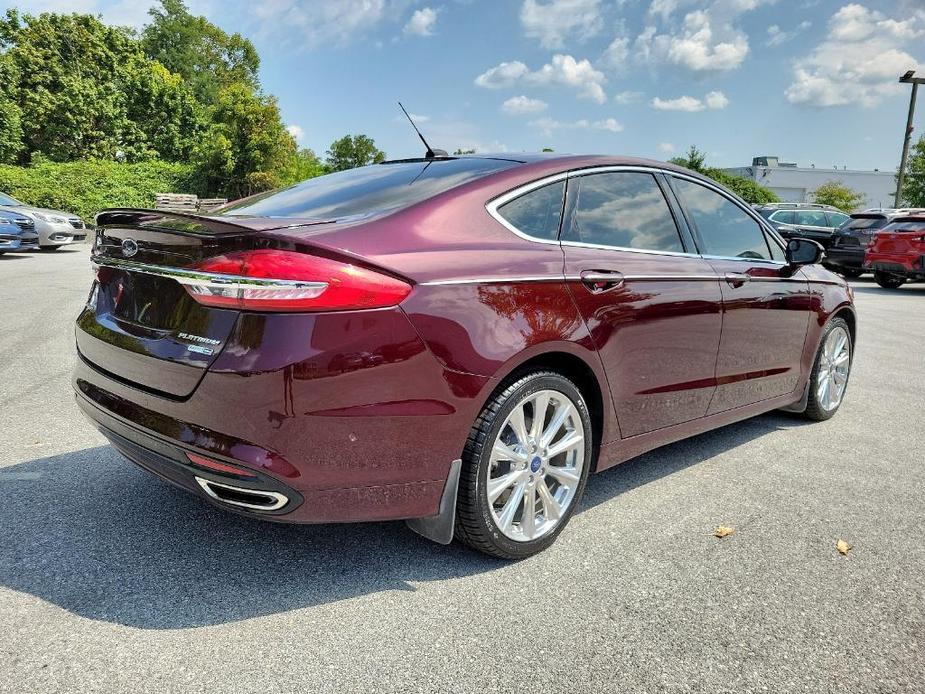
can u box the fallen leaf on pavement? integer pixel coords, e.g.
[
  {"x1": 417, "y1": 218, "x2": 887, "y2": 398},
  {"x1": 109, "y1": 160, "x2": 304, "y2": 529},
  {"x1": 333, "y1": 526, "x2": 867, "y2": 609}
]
[
  {"x1": 836, "y1": 539, "x2": 852, "y2": 556},
  {"x1": 713, "y1": 526, "x2": 735, "y2": 538}
]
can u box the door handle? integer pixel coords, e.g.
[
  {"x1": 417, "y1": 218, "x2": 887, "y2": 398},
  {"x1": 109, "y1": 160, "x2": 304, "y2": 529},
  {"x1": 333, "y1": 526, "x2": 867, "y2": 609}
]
[
  {"x1": 580, "y1": 270, "x2": 624, "y2": 293},
  {"x1": 724, "y1": 272, "x2": 750, "y2": 288}
]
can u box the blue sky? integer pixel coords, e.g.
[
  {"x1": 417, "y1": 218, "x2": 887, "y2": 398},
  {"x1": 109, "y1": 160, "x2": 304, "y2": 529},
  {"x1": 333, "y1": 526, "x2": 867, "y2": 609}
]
[{"x1": 12, "y1": 0, "x2": 925, "y2": 170}]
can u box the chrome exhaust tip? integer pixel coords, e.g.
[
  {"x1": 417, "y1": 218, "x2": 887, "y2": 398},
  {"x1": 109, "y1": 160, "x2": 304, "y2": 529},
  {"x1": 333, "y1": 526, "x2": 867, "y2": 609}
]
[{"x1": 194, "y1": 476, "x2": 289, "y2": 512}]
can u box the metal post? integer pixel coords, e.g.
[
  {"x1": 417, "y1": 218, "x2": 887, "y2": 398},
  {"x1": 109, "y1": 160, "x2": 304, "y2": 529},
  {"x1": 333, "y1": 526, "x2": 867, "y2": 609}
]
[{"x1": 896, "y1": 77, "x2": 922, "y2": 208}]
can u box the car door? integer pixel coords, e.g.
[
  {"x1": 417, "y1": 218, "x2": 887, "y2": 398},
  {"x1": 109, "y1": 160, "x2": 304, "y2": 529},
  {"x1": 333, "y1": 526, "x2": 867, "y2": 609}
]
[
  {"x1": 792, "y1": 209, "x2": 836, "y2": 246},
  {"x1": 560, "y1": 169, "x2": 724, "y2": 438},
  {"x1": 668, "y1": 176, "x2": 811, "y2": 414}
]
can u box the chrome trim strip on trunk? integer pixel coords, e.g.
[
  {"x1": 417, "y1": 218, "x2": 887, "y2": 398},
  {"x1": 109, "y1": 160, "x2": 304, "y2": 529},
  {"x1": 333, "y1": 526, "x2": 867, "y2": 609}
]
[{"x1": 91, "y1": 255, "x2": 328, "y2": 292}]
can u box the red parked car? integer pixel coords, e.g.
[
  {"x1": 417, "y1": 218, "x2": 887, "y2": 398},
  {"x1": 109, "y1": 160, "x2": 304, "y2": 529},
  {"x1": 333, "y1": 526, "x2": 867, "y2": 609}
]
[
  {"x1": 864, "y1": 215, "x2": 925, "y2": 288},
  {"x1": 74, "y1": 154, "x2": 856, "y2": 559}
]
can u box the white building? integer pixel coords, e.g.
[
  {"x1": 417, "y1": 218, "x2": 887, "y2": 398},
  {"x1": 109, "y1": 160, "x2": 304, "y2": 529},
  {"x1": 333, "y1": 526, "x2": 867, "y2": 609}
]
[{"x1": 723, "y1": 156, "x2": 896, "y2": 211}]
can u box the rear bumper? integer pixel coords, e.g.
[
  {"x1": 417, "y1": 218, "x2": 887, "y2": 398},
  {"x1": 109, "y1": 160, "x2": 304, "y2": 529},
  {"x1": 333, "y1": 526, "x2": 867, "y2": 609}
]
[
  {"x1": 77, "y1": 391, "x2": 305, "y2": 518},
  {"x1": 824, "y1": 246, "x2": 865, "y2": 270},
  {"x1": 865, "y1": 254, "x2": 925, "y2": 276},
  {"x1": 73, "y1": 306, "x2": 491, "y2": 524}
]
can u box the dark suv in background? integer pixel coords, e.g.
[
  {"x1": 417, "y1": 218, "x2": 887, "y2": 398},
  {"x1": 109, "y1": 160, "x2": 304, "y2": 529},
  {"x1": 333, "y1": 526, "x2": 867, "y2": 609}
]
[
  {"x1": 825, "y1": 212, "x2": 900, "y2": 277},
  {"x1": 755, "y1": 203, "x2": 850, "y2": 249}
]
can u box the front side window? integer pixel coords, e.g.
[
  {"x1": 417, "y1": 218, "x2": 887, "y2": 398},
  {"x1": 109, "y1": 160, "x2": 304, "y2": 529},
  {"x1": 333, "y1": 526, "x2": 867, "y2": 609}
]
[
  {"x1": 672, "y1": 178, "x2": 772, "y2": 260},
  {"x1": 496, "y1": 180, "x2": 565, "y2": 240},
  {"x1": 563, "y1": 172, "x2": 683, "y2": 252}
]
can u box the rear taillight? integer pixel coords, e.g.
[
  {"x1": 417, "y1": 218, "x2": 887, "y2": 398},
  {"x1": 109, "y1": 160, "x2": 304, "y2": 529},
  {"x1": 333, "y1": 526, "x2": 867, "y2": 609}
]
[{"x1": 182, "y1": 249, "x2": 411, "y2": 312}]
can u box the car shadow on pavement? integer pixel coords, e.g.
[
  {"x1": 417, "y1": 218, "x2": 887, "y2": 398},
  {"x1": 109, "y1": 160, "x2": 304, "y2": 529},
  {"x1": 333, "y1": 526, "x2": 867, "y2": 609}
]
[{"x1": 0, "y1": 412, "x2": 809, "y2": 630}]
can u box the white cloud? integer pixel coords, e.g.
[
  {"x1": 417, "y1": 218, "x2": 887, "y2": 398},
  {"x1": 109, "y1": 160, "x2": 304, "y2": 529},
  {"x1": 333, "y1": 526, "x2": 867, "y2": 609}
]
[
  {"x1": 786, "y1": 4, "x2": 925, "y2": 107},
  {"x1": 286, "y1": 124, "x2": 305, "y2": 141},
  {"x1": 530, "y1": 116, "x2": 623, "y2": 136},
  {"x1": 404, "y1": 7, "x2": 438, "y2": 36},
  {"x1": 614, "y1": 90, "x2": 644, "y2": 104},
  {"x1": 703, "y1": 90, "x2": 729, "y2": 109},
  {"x1": 658, "y1": 142, "x2": 676, "y2": 153},
  {"x1": 766, "y1": 21, "x2": 811, "y2": 46},
  {"x1": 600, "y1": 36, "x2": 630, "y2": 72},
  {"x1": 250, "y1": 0, "x2": 411, "y2": 47},
  {"x1": 475, "y1": 54, "x2": 607, "y2": 103},
  {"x1": 501, "y1": 95, "x2": 549, "y2": 115},
  {"x1": 634, "y1": 0, "x2": 772, "y2": 72},
  {"x1": 651, "y1": 90, "x2": 729, "y2": 111},
  {"x1": 474, "y1": 61, "x2": 530, "y2": 88},
  {"x1": 520, "y1": 0, "x2": 604, "y2": 49}
]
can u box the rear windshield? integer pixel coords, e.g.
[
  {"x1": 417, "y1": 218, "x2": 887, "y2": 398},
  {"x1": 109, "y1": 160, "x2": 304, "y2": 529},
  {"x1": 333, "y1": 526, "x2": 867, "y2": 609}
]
[
  {"x1": 885, "y1": 221, "x2": 925, "y2": 232},
  {"x1": 219, "y1": 158, "x2": 520, "y2": 220},
  {"x1": 843, "y1": 216, "x2": 889, "y2": 230}
]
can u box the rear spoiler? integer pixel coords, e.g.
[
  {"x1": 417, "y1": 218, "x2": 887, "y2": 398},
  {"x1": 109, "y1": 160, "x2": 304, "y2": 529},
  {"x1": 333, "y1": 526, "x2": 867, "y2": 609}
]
[{"x1": 95, "y1": 208, "x2": 334, "y2": 236}]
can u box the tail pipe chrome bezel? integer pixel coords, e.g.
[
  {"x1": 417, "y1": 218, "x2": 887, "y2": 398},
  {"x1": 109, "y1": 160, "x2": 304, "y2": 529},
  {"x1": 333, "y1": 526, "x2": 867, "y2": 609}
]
[{"x1": 194, "y1": 476, "x2": 289, "y2": 512}]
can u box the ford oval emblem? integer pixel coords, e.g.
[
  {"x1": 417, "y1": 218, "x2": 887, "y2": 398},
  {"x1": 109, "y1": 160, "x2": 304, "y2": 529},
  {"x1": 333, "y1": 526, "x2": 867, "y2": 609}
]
[{"x1": 121, "y1": 238, "x2": 139, "y2": 258}]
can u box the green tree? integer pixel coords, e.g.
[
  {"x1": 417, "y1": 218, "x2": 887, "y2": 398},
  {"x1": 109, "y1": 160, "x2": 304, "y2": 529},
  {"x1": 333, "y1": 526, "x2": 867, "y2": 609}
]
[
  {"x1": 141, "y1": 0, "x2": 259, "y2": 105},
  {"x1": 669, "y1": 145, "x2": 707, "y2": 173},
  {"x1": 0, "y1": 9, "x2": 204, "y2": 163},
  {"x1": 669, "y1": 144, "x2": 779, "y2": 204},
  {"x1": 194, "y1": 82, "x2": 297, "y2": 198},
  {"x1": 453, "y1": 148, "x2": 476, "y2": 155},
  {"x1": 900, "y1": 135, "x2": 925, "y2": 207},
  {"x1": 325, "y1": 135, "x2": 386, "y2": 172},
  {"x1": 278, "y1": 148, "x2": 325, "y2": 186},
  {"x1": 0, "y1": 54, "x2": 23, "y2": 162},
  {"x1": 810, "y1": 180, "x2": 865, "y2": 212}
]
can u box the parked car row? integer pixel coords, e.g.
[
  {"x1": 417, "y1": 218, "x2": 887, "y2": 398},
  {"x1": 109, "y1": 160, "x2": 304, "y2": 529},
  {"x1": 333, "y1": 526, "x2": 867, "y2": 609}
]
[
  {"x1": 753, "y1": 202, "x2": 925, "y2": 287},
  {"x1": 0, "y1": 192, "x2": 89, "y2": 251}
]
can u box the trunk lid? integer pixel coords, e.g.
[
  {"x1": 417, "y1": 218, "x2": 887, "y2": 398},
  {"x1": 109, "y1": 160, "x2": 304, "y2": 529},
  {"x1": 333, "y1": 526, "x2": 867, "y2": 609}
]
[{"x1": 77, "y1": 209, "x2": 333, "y2": 398}]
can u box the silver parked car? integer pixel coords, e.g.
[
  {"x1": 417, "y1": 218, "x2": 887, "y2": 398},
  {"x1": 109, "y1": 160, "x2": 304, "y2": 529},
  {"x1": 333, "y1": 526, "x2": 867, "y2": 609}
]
[{"x1": 0, "y1": 192, "x2": 88, "y2": 249}]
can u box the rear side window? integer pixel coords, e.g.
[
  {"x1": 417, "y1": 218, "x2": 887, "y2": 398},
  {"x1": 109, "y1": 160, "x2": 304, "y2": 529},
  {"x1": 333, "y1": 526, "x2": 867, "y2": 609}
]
[
  {"x1": 497, "y1": 181, "x2": 565, "y2": 240},
  {"x1": 828, "y1": 212, "x2": 850, "y2": 227},
  {"x1": 795, "y1": 210, "x2": 828, "y2": 227},
  {"x1": 563, "y1": 172, "x2": 683, "y2": 252},
  {"x1": 219, "y1": 158, "x2": 520, "y2": 220},
  {"x1": 672, "y1": 178, "x2": 772, "y2": 260}
]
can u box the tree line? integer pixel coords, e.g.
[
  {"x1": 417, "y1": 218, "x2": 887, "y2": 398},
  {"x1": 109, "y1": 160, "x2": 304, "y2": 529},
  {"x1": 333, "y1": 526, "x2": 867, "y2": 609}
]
[{"x1": 0, "y1": 1, "x2": 385, "y2": 201}]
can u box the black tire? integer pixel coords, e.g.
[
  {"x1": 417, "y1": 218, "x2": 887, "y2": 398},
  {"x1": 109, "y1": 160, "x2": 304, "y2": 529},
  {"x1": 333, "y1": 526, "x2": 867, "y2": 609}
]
[
  {"x1": 454, "y1": 371, "x2": 593, "y2": 560},
  {"x1": 840, "y1": 268, "x2": 863, "y2": 279},
  {"x1": 803, "y1": 317, "x2": 852, "y2": 421},
  {"x1": 874, "y1": 271, "x2": 905, "y2": 289},
  {"x1": 39, "y1": 245, "x2": 60, "y2": 252}
]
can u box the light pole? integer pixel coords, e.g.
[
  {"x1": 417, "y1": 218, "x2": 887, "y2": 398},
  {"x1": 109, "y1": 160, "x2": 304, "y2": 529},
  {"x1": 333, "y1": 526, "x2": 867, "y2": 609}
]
[{"x1": 895, "y1": 70, "x2": 925, "y2": 208}]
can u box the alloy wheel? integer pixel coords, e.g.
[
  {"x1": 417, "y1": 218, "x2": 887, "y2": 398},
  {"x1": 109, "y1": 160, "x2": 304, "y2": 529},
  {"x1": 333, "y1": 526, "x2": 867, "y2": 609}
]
[
  {"x1": 816, "y1": 326, "x2": 851, "y2": 412},
  {"x1": 485, "y1": 389, "x2": 586, "y2": 542}
]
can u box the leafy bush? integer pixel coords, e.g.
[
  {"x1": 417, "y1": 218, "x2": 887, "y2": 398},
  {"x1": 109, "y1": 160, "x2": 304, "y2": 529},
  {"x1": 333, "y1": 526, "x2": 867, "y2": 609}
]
[{"x1": 0, "y1": 159, "x2": 199, "y2": 221}]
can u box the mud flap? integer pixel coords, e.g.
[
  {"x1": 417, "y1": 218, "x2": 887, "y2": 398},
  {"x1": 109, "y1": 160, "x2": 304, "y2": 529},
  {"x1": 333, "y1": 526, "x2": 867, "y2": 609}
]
[{"x1": 405, "y1": 459, "x2": 462, "y2": 545}]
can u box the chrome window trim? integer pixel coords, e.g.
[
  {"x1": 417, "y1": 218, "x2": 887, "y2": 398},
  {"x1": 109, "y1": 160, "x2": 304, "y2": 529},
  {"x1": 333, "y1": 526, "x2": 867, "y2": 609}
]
[
  {"x1": 485, "y1": 164, "x2": 790, "y2": 263},
  {"x1": 485, "y1": 172, "x2": 569, "y2": 246}
]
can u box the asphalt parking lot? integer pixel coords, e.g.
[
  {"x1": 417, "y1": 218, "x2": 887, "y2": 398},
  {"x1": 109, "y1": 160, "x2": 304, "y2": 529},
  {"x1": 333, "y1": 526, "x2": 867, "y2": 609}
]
[{"x1": 1, "y1": 246, "x2": 923, "y2": 693}]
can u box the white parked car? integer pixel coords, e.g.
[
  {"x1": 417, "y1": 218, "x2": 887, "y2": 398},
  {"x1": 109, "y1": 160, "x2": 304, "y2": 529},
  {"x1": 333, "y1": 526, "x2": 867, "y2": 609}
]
[{"x1": 0, "y1": 192, "x2": 88, "y2": 249}]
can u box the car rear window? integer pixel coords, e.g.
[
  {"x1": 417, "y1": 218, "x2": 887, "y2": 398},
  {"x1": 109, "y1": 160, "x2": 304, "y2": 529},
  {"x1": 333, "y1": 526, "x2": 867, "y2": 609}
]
[
  {"x1": 884, "y1": 220, "x2": 925, "y2": 232},
  {"x1": 844, "y1": 216, "x2": 889, "y2": 230},
  {"x1": 218, "y1": 158, "x2": 521, "y2": 220}
]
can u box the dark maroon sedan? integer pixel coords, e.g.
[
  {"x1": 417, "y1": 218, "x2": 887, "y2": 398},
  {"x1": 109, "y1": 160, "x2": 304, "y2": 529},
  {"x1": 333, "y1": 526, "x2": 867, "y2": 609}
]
[{"x1": 75, "y1": 154, "x2": 856, "y2": 559}]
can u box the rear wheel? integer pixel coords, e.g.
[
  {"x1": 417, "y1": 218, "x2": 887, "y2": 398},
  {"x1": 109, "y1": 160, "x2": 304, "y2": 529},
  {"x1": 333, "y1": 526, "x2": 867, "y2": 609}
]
[
  {"x1": 840, "y1": 268, "x2": 863, "y2": 279},
  {"x1": 803, "y1": 318, "x2": 852, "y2": 421},
  {"x1": 874, "y1": 271, "x2": 905, "y2": 289},
  {"x1": 455, "y1": 371, "x2": 592, "y2": 559}
]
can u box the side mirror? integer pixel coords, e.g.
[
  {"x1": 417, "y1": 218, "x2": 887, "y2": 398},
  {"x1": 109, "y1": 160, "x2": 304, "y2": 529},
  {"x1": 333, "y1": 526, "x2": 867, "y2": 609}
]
[{"x1": 786, "y1": 238, "x2": 824, "y2": 267}]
